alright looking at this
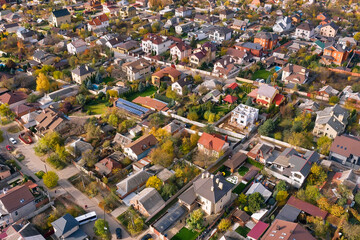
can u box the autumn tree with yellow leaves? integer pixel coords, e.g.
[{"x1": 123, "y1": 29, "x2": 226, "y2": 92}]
[{"x1": 36, "y1": 73, "x2": 50, "y2": 92}]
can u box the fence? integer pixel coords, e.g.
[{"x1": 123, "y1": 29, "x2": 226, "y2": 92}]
[
  {"x1": 328, "y1": 68, "x2": 360, "y2": 77},
  {"x1": 26, "y1": 201, "x2": 54, "y2": 220}
]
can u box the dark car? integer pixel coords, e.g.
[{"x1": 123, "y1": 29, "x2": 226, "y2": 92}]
[
  {"x1": 116, "y1": 228, "x2": 122, "y2": 239},
  {"x1": 141, "y1": 234, "x2": 152, "y2": 240}
]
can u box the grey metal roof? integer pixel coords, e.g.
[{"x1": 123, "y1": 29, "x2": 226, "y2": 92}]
[
  {"x1": 241, "y1": 42, "x2": 263, "y2": 50},
  {"x1": 153, "y1": 203, "x2": 186, "y2": 234},
  {"x1": 131, "y1": 187, "x2": 165, "y2": 215},
  {"x1": 71, "y1": 65, "x2": 95, "y2": 76},
  {"x1": 116, "y1": 170, "x2": 151, "y2": 197},
  {"x1": 52, "y1": 9, "x2": 70, "y2": 18},
  {"x1": 178, "y1": 186, "x2": 196, "y2": 205},
  {"x1": 275, "y1": 204, "x2": 301, "y2": 222},
  {"x1": 51, "y1": 213, "x2": 79, "y2": 238}
]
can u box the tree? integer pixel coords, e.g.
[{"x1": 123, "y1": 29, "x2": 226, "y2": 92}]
[
  {"x1": 146, "y1": 176, "x2": 163, "y2": 190},
  {"x1": 150, "y1": 148, "x2": 173, "y2": 167},
  {"x1": 307, "y1": 163, "x2": 327, "y2": 186},
  {"x1": 317, "y1": 136, "x2": 332, "y2": 155},
  {"x1": 166, "y1": 87, "x2": 177, "y2": 99},
  {"x1": 127, "y1": 217, "x2": 143, "y2": 234},
  {"x1": 276, "y1": 191, "x2": 289, "y2": 206},
  {"x1": 76, "y1": 94, "x2": 86, "y2": 105},
  {"x1": 329, "y1": 95, "x2": 340, "y2": 104},
  {"x1": 93, "y1": 219, "x2": 110, "y2": 240},
  {"x1": 0, "y1": 103, "x2": 14, "y2": 120},
  {"x1": 354, "y1": 32, "x2": 360, "y2": 41},
  {"x1": 248, "y1": 192, "x2": 264, "y2": 213},
  {"x1": 343, "y1": 222, "x2": 360, "y2": 240},
  {"x1": 43, "y1": 171, "x2": 59, "y2": 188},
  {"x1": 161, "y1": 183, "x2": 177, "y2": 199},
  {"x1": 36, "y1": 73, "x2": 50, "y2": 92},
  {"x1": 85, "y1": 122, "x2": 101, "y2": 141},
  {"x1": 218, "y1": 218, "x2": 231, "y2": 232},
  {"x1": 317, "y1": 197, "x2": 330, "y2": 211},
  {"x1": 355, "y1": 192, "x2": 360, "y2": 205},
  {"x1": 304, "y1": 185, "x2": 320, "y2": 204},
  {"x1": 307, "y1": 216, "x2": 330, "y2": 239},
  {"x1": 330, "y1": 204, "x2": 344, "y2": 217},
  {"x1": 82, "y1": 150, "x2": 97, "y2": 167},
  {"x1": 194, "y1": 74, "x2": 202, "y2": 83},
  {"x1": 187, "y1": 111, "x2": 199, "y2": 121},
  {"x1": 258, "y1": 119, "x2": 275, "y2": 136},
  {"x1": 187, "y1": 209, "x2": 204, "y2": 231},
  {"x1": 237, "y1": 193, "x2": 247, "y2": 207},
  {"x1": 245, "y1": 97, "x2": 252, "y2": 106}
]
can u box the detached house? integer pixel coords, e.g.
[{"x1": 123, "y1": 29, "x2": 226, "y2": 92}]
[
  {"x1": 175, "y1": 22, "x2": 196, "y2": 35},
  {"x1": 248, "y1": 84, "x2": 285, "y2": 108},
  {"x1": 172, "y1": 77, "x2": 192, "y2": 96},
  {"x1": 219, "y1": 9, "x2": 234, "y2": 21},
  {"x1": 151, "y1": 67, "x2": 182, "y2": 86},
  {"x1": 67, "y1": 39, "x2": 88, "y2": 55},
  {"x1": 119, "y1": 6, "x2": 136, "y2": 19},
  {"x1": 273, "y1": 16, "x2": 291, "y2": 33},
  {"x1": 50, "y1": 9, "x2": 71, "y2": 27},
  {"x1": 51, "y1": 213, "x2": 88, "y2": 240},
  {"x1": 122, "y1": 58, "x2": 151, "y2": 82},
  {"x1": 321, "y1": 43, "x2": 350, "y2": 65},
  {"x1": 169, "y1": 41, "x2": 192, "y2": 61},
  {"x1": 130, "y1": 187, "x2": 165, "y2": 217},
  {"x1": 124, "y1": 134, "x2": 158, "y2": 160},
  {"x1": 141, "y1": 33, "x2": 173, "y2": 55},
  {"x1": 262, "y1": 220, "x2": 316, "y2": 240},
  {"x1": 208, "y1": 27, "x2": 232, "y2": 43},
  {"x1": 213, "y1": 56, "x2": 239, "y2": 79},
  {"x1": 175, "y1": 7, "x2": 192, "y2": 18},
  {"x1": 232, "y1": 19, "x2": 250, "y2": 32},
  {"x1": 197, "y1": 132, "x2": 229, "y2": 157},
  {"x1": 116, "y1": 169, "x2": 151, "y2": 198},
  {"x1": 320, "y1": 22, "x2": 339, "y2": 37},
  {"x1": 330, "y1": 135, "x2": 360, "y2": 166},
  {"x1": 35, "y1": 107, "x2": 69, "y2": 134},
  {"x1": 71, "y1": 65, "x2": 95, "y2": 84},
  {"x1": 295, "y1": 21, "x2": 314, "y2": 39},
  {"x1": 235, "y1": 42, "x2": 263, "y2": 57},
  {"x1": 230, "y1": 104, "x2": 259, "y2": 128},
  {"x1": 313, "y1": 104, "x2": 349, "y2": 139},
  {"x1": 190, "y1": 42, "x2": 216, "y2": 67},
  {"x1": 254, "y1": 32, "x2": 278, "y2": 50},
  {"x1": 87, "y1": 14, "x2": 109, "y2": 31},
  {"x1": 281, "y1": 63, "x2": 310, "y2": 85}
]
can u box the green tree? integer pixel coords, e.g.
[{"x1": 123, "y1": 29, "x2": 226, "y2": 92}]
[
  {"x1": 237, "y1": 193, "x2": 247, "y2": 207},
  {"x1": 76, "y1": 94, "x2": 86, "y2": 105},
  {"x1": 355, "y1": 192, "x2": 360, "y2": 205},
  {"x1": 81, "y1": 149, "x2": 97, "y2": 167},
  {"x1": 276, "y1": 190, "x2": 289, "y2": 206},
  {"x1": 93, "y1": 219, "x2": 110, "y2": 240},
  {"x1": 273, "y1": 180, "x2": 287, "y2": 198},
  {"x1": 161, "y1": 183, "x2": 178, "y2": 199},
  {"x1": 43, "y1": 171, "x2": 59, "y2": 188},
  {"x1": 0, "y1": 104, "x2": 14, "y2": 121},
  {"x1": 166, "y1": 87, "x2": 177, "y2": 99},
  {"x1": 329, "y1": 96, "x2": 340, "y2": 104},
  {"x1": 258, "y1": 119, "x2": 275, "y2": 136},
  {"x1": 307, "y1": 163, "x2": 327, "y2": 186},
  {"x1": 248, "y1": 192, "x2": 264, "y2": 213},
  {"x1": 187, "y1": 209, "x2": 204, "y2": 231},
  {"x1": 150, "y1": 147, "x2": 173, "y2": 167},
  {"x1": 187, "y1": 111, "x2": 199, "y2": 121},
  {"x1": 127, "y1": 217, "x2": 143, "y2": 234},
  {"x1": 317, "y1": 136, "x2": 332, "y2": 155},
  {"x1": 218, "y1": 218, "x2": 231, "y2": 232}
]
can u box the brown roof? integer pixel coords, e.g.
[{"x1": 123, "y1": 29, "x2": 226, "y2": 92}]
[
  {"x1": 35, "y1": 107, "x2": 68, "y2": 132},
  {"x1": 123, "y1": 59, "x2": 151, "y2": 73},
  {"x1": 330, "y1": 135, "x2": 360, "y2": 158},
  {"x1": 152, "y1": 67, "x2": 182, "y2": 79},
  {"x1": 233, "y1": 209, "x2": 250, "y2": 222},
  {"x1": 124, "y1": 134, "x2": 158, "y2": 155},
  {"x1": 96, "y1": 158, "x2": 122, "y2": 175},
  {"x1": 262, "y1": 219, "x2": 316, "y2": 240},
  {"x1": 0, "y1": 185, "x2": 34, "y2": 213},
  {"x1": 223, "y1": 152, "x2": 247, "y2": 169},
  {"x1": 170, "y1": 41, "x2": 191, "y2": 51},
  {"x1": 287, "y1": 196, "x2": 328, "y2": 219},
  {"x1": 132, "y1": 96, "x2": 168, "y2": 111},
  {"x1": 0, "y1": 91, "x2": 27, "y2": 105}
]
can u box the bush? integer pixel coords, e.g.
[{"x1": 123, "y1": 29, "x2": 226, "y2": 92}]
[
  {"x1": 35, "y1": 170, "x2": 45, "y2": 179},
  {"x1": 43, "y1": 171, "x2": 59, "y2": 188}
]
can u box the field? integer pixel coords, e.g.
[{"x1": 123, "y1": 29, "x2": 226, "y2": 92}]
[
  {"x1": 171, "y1": 227, "x2": 199, "y2": 240},
  {"x1": 251, "y1": 69, "x2": 272, "y2": 80}
]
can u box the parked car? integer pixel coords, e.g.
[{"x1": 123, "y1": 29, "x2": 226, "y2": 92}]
[
  {"x1": 141, "y1": 234, "x2": 153, "y2": 240},
  {"x1": 5, "y1": 145, "x2": 12, "y2": 151},
  {"x1": 116, "y1": 228, "x2": 122, "y2": 239},
  {"x1": 9, "y1": 138, "x2": 17, "y2": 144}
]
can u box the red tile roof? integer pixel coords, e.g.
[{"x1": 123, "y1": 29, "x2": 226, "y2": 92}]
[
  {"x1": 198, "y1": 132, "x2": 226, "y2": 152},
  {"x1": 132, "y1": 96, "x2": 169, "y2": 111},
  {"x1": 247, "y1": 221, "x2": 269, "y2": 240},
  {"x1": 287, "y1": 196, "x2": 328, "y2": 220},
  {"x1": 152, "y1": 66, "x2": 182, "y2": 79},
  {"x1": 88, "y1": 14, "x2": 109, "y2": 26},
  {"x1": 227, "y1": 82, "x2": 238, "y2": 90},
  {"x1": 223, "y1": 94, "x2": 238, "y2": 104},
  {"x1": 273, "y1": 93, "x2": 284, "y2": 106}
]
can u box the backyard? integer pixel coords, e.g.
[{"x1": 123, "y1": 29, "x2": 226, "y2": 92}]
[
  {"x1": 117, "y1": 207, "x2": 145, "y2": 235},
  {"x1": 251, "y1": 69, "x2": 272, "y2": 80},
  {"x1": 125, "y1": 85, "x2": 158, "y2": 101},
  {"x1": 171, "y1": 227, "x2": 200, "y2": 240},
  {"x1": 83, "y1": 98, "x2": 109, "y2": 115},
  {"x1": 238, "y1": 166, "x2": 249, "y2": 176},
  {"x1": 235, "y1": 226, "x2": 250, "y2": 237}
]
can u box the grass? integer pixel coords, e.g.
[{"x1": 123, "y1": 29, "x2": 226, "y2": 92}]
[
  {"x1": 125, "y1": 85, "x2": 158, "y2": 101},
  {"x1": 83, "y1": 99, "x2": 108, "y2": 115},
  {"x1": 35, "y1": 170, "x2": 45, "y2": 179},
  {"x1": 213, "y1": 104, "x2": 231, "y2": 114},
  {"x1": 103, "y1": 76, "x2": 115, "y2": 84},
  {"x1": 171, "y1": 227, "x2": 199, "y2": 240},
  {"x1": 117, "y1": 208, "x2": 144, "y2": 235},
  {"x1": 246, "y1": 158, "x2": 264, "y2": 170},
  {"x1": 216, "y1": 165, "x2": 231, "y2": 177},
  {"x1": 238, "y1": 166, "x2": 249, "y2": 176},
  {"x1": 7, "y1": 125, "x2": 21, "y2": 133},
  {"x1": 232, "y1": 183, "x2": 246, "y2": 194},
  {"x1": 235, "y1": 226, "x2": 250, "y2": 237},
  {"x1": 251, "y1": 69, "x2": 272, "y2": 80}
]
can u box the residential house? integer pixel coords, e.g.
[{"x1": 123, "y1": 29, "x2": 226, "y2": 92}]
[
  {"x1": 247, "y1": 221, "x2": 269, "y2": 240},
  {"x1": 141, "y1": 33, "x2": 173, "y2": 55},
  {"x1": 189, "y1": 42, "x2": 216, "y2": 67},
  {"x1": 235, "y1": 42, "x2": 263, "y2": 57},
  {"x1": 317, "y1": 12, "x2": 330, "y2": 21},
  {"x1": 286, "y1": 196, "x2": 328, "y2": 220},
  {"x1": 169, "y1": 41, "x2": 192, "y2": 61},
  {"x1": 338, "y1": 37, "x2": 357, "y2": 47},
  {"x1": 67, "y1": 39, "x2": 88, "y2": 55},
  {"x1": 230, "y1": 104, "x2": 259, "y2": 128},
  {"x1": 0, "y1": 164, "x2": 10, "y2": 180},
  {"x1": 194, "y1": 79, "x2": 221, "y2": 93},
  {"x1": 95, "y1": 154, "x2": 123, "y2": 176},
  {"x1": 247, "y1": 142, "x2": 274, "y2": 164},
  {"x1": 201, "y1": 89, "x2": 223, "y2": 103},
  {"x1": 163, "y1": 120, "x2": 185, "y2": 135},
  {"x1": 329, "y1": 135, "x2": 360, "y2": 166},
  {"x1": 281, "y1": 63, "x2": 310, "y2": 85},
  {"x1": 317, "y1": 85, "x2": 339, "y2": 98},
  {"x1": 35, "y1": 107, "x2": 69, "y2": 134},
  {"x1": 273, "y1": 16, "x2": 291, "y2": 33},
  {"x1": 171, "y1": 77, "x2": 192, "y2": 96},
  {"x1": 51, "y1": 213, "x2": 88, "y2": 240},
  {"x1": 295, "y1": 21, "x2": 314, "y2": 39},
  {"x1": 320, "y1": 22, "x2": 339, "y2": 37},
  {"x1": 178, "y1": 172, "x2": 234, "y2": 215},
  {"x1": 298, "y1": 99, "x2": 320, "y2": 113},
  {"x1": 219, "y1": 9, "x2": 234, "y2": 21},
  {"x1": 12, "y1": 103, "x2": 39, "y2": 118},
  {"x1": 84, "y1": 0, "x2": 102, "y2": 11},
  {"x1": 87, "y1": 14, "x2": 109, "y2": 31},
  {"x1": 262, "y1": 219, "x2": 316, "y2": 240},
  {"x1": 0, "y1": 185, "x2": 36, "y2": 227},
  {"x1": 3, "y1": 222, "x2": 45, "y2": 240},
  {"x1": 223, "y1": 152, "x2": 247, "y2": 173},
  {"x1": 175, "y1": 7, "x2": 192, "y2": 18},
  {"x1": 116, "y1": 169, "x2": 151, "y2": 198},
  {"x1": 124, "y1": 134, "x2": 158, "y2": 160},
  {"x1": 321, "y1": 43, "x2": 350, "y2": 65},
  {"x1": 223, "y1": 95, "x2": 238, "y2": 104},
  {"x1": 231, "y1": 19, "x2": 250, "y2": 32},
  {"x1": 32, "y1": 50, "x2": 56, "y2": 65},
  {"x1": 248, "y1": 84, "x2": 285, "y2": 108},
  {"x1": 113, "y1": 132, "x2": 132, "y2": 148},
  {"x1": 151, "y1": 67, "x2": 182, "y2": 86},
  {"x1": 254, "y1": 32, "x2": 278, "y2": 50},
  {"x1": 175, "y1": 22, "x2": 196, "y2": 35},
  {"x1": 313, "y1": 104, "x2": 349, "y2": 139},
  {"x1": 132, "y1": 96, "x2": 169, "y2": 111},
  {"x1": 208, "y1": 27, "x2": 232, "y2": 43},
  {"x1": 194, "y1": 14, "x2": 219, "y2": 24},
  {"x1": 226, "y1": 48, "x2": 252, "y2": 64},
  {"x1": 71, "y1": 65, "x2": 95, "y2": 84},
  {"x1": 115, "y1": 98, "x2": 151, "y2": 119},
  {"x1": 341, "y1": 86, "x2": 360, "y2": 109},
  {"x1": 116, "y1": 40, "x2": 139, "y2": 54},
  {"x1": 197, "y1": 132, "x2": 229, "y2": 157},
  {"x1": 119, "y1": 6, "x2": 136, "y2": 19},
  {"x1": 3, "y1": 23, "x2": 19, "y2": 33},
  {"x1": 122, "y1": 58, "x2": 151, "y2": 82},
  {"x1": 245, "y1": 182, "x2": 272, "y2": 202},
  {"x1": 0, "y1": 91, "x2": 27, "y2": 108},
  {"x1": 130, "y1": 187, "x2": 165, "y2": 217},
  {"x1": 102, "y1": 2, "x2": 119, "y2": 16},
  {"x1": 66, "y1": 138, "x2": 93, "y2": 157},
  {"x1": 266, "y1": 148, "x2": 320, "y2": 188},
  {"x1": 50, "y1": 9, "x2": 71, "y2": 27},
  {"x1": 16, "y1": 28, "x2": 36, "y2": 42},
  {"x1": 38, "y1": 85, "x2": 79, "y2": 106},
  {"x1": 213, "y1": 56, "x2": 239, "y2": 79}
]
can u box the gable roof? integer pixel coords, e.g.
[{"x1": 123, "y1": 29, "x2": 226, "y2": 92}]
[
  {"x1": 124, "y1": 134, "x2": 158, "y2": 156},
  {"x1": 198, "y1": 132, "x2": 227, "y2": 152},
  {"x1": 247, "y1": 221, "x2": 269, "y2": 239},
  {"x1": 5, "y1": 222, "x2": 45, "y2": 240},
  {"x1": 130, "y1": 187, "x2": 165, "y2": 215},
  {"x1": 52, "y1": 9, "x2": 70, "y2": 18},
  {"x1": 0, "y1": 91, "x2": 27, "y2": 105},
  {"x1": 287, "y1": 196, "x2": 327, "y2": 219},
  {"x1": 223, "y1": 152, "x2": 247, "y2": 169},
  {"x1": 153, "y1": 203, "x2": 187, "y2": 234},
  {"x1": 0, "y1": 185, "x2": 34, "y2": 213},
  {"x1": 132, "y1": 96, "x2": 168, "y2": 111},
  {"x1": 330, "y1": 135, "x2": 360, "y2": 158},
  {"x1": 116, "y1": 170, "x2": 151, "y2": 197},
  {"x1": 51, "y1": 213, "x2": 79, "y2": 238},
  {"x1": 255, "y1": 32, "x2": 278, "y2": 41},
  {"x1": 275, "y1": 204, "x2": 301, "y2": 222},
  {"x1": 71, "y1": 65, "x2": 95, "y2": 76},
  {"x1": 262, "y1": 219, "x2": 315, "y2": 240},
  {"x1": 245, "y1": 182, "x2": 272, "y2": 201},
  {"x1": 152, "y1": 67, "x2": 182, "y2": 79}
]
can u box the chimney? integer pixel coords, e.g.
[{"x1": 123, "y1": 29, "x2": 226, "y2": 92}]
[
  {"x1": 210, "y1": 174, "x2": 214, "y2": 179},
  {"x1": 218, "y1": 182, "x2": 223, "y2": 190},
  {"x1": 276, "y1": 225, "x2": 281, "y2": 230},
  {"x1": 202, "y1": 173, "x2": 205, "y2": 178},
  {"x1": 206, "y1": 172, "x2": 210, "y2": 178},
  {"x1": 211, "y1": 186, "x2": 214, "y2": 191},
  {"x1": 216, "y1": 178, "x2": 220, "y2": 184}
]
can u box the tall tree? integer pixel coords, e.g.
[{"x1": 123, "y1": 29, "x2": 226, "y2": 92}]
[{"x1": 36, "y1": 73, "x2": 50, "y2": 92}]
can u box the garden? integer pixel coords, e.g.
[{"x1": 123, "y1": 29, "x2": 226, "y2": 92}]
[
  {"x1": 238, "y1": 166, "x2": 249, "y2": 176},
  {"x1": 235, "y1": 226, "x2": 251, "y2": 237},
  {"x1": 117, "y1": 207, "x2": 145, "y2": 236},
  {"x1": 171, "y1": 227, "x2": 200, "y2": 240}
]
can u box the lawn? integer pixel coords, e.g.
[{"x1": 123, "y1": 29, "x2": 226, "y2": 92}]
[
  {"x1": 217, "y1": 165, "x2": 231, "y2": 177},
  {"x1": 235, "y1": 226, "x2": 250, "y2": 237},
  {"x1": 83, "y1": 99, "x2": 108, "y2": 115},
  {"x1": 232, "y1": 183, "x2": 246, "y2": 194},
  {"x1": 103, "y1": 76, "x2": 115, "y2": 84},
  {"x1": 213, "y1": 104, "x2": 231, "y2": 114},
  {"x1": 246, "y1": 158, "x2": 264, "y2": 170},
  {"x1": 251, "y1": 69, "x2": 272, "y2": 80},
  {"x1": 171, "y1": 227, "x2": 199, "y2": 240},
  {"x1": 125, "y1": 85, "x2": 158, "y2": 101},
  {"x1": 238, "y1": 166, "x2": 249, "y2": 176}
]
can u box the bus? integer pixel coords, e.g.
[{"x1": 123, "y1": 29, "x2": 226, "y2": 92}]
[{"x1": 75, "y1": 211, "x2": 97, "y2": 225}]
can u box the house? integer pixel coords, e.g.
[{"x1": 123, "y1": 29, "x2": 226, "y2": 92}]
[
  {"x1": 213, "y1": 56, "x2": 239, "y2": 79},
  {"x1": 247, "y1": 221, "x2": 269, "y2": 240},
  {"x1": 170, "y1": 41, "x2": 192, "y2": 61},
  {"x1": 248, "y1": 84, "x2": 285, "y2": 108},
  {"x1": 132, "y1": 96, "x2": 169, "y2": 111},
  {"x1": 189, "y1": 42, "x2": 216, "y2": 67},
  {"x1": 95, "y1": 156, "x2": 122, "y2": 176},
  {"x1": 320, "y1": 22, "x2": 339, "y2": 37},
  {"x1": 67, "y1": 39, "x2": 88, "y2": 55},
  {"x1": 266, "y1": 148, "x2": 319, "y2": 188},
  {"x1": 130, "y1": 187, "x2": 165, "y2": 217},
  {"x1": 273, "y1": 16, "x2": 291, "y2": 33},
  {"x1": 201, "y1": 89, "x2": 223, "y2": 103},
  {"x1": 16, "y1": 28, "x2": 36, "y2": 42},
  {"x1": 38, "y1": 85, "x2": 78, "y2": 106},
  {"x1": 157, "y1": 168, "x2": 174, "y2": 183},
  {"x1": 194, "y1": 14, "x2": 219, "y2": 24},
  {"x1": 321, "y1": 43, "x2": 350, "y2": 65},
  {"x1": 275, "y1": 204, "x2": 301, "y2": 222},
  {"x1": 116, "y1": 40, "x2": 139, "y2": 54},
  {"x1": 313, "y1": 104, "x2": 349, "y2": 139},
  {"x1": 124, "y1": 134, "x2": 158, "y2": 160},
  {"x1": 318, "y1": 85, "x2": 339, "y2": 98},
  {"x1": 208, "y1": 27, "x2": 232, "y2": 43},
  {"x1": 232, "y1": 19, "x2": 250, "y2": 32},
  {"x1": 178, "y1": 172, "x2": 234, "y2": 215},
  {"x1": 51, "y1": 213, "x2": 88, "y2": 240},
  {"x1": 175, "y1": 22, "x2": 196, "y2": 35},
  {"x1": 232, "y1": 209, "x2": 250, "y2": 226},
  {"x1": 226, "y1": 48, "x2": 252, "y2": 65},
  {"x1": 163, "y1": 120, "x2": 185, "y2": 135},
  {"x1": 116, "y1": 169, "x2": 151, "y2": 198},
  {"x1": 0, "y1": 91, "x2": 27, "y2": 108},
  {"x1": 245, "y1": 182, "x2": 272, "y2": 202},
  {"x1": 329, "y1": 135, "x2": 360, "y2": 166},
  {"x1": 247, "y1": 142, "x2": 274, "y2": 164},
  {"x1": 115, "y1": 98, "x2": 151, "y2": 119},
  {"x1": 141, "y1": 33, "x2": 173, "y2": 55},
  {"x1": 223, "y1": 95, "x2": 238, "y2": 104},
  {"x1": 84, "y1": 0, "x2": 101, "y2": 11},
  {"x1": 122, "y1": 59, "x2": 151, "y2": 82},
  {"x1": 223, "y1": 152, "x2": 247, "y2": 173},
  {"x1": 113, "y1": 133, "x2": 132, "y2": 148},
  {"x1": 230, "y1": 104, "x2": 259, "y2": 128},
  {"x1": 197, "y1": 132, "x2": 229, "y2": 157},
  {"x1": 338, "y1": 37, "x2": 357, "y2": 47},
  {"x1": 262, "y1": 219, "x2": 316, "y2": 240},
  {"x1": 341, "y1": 86, "x2": 360, "y2": 109},
  {"x1": 119, "y1": 6, "x2": 136, "y2": 19},
  {"x1": 295, "y1": 21, "x2": 314, "y2": 39},
  {"x1": 175, "y1": 7, "x2": 192, "y2": 18},
  {"x1": 0, "y1": 164, "x2": 10, "y2": 180},
  {"x1": 317, "y1": 12, "x2": 330, "y2": 21},
  {"x1": 254, "y1": 32, "x2": 278, "y2": 50},
  {"x1": 0, "y1": 185, "x2": 36, "y2": 227},
  {"x1": 50, "y1": 9, "x2": 71, "y2": 27},
  {"x1": 298, "y1": 99, "x2": 320, "y2": 113},
  {"x1": 32, "y1": 50, "x2": 56, "y2": 65},
  {"x1": 281, "y1": 63, "x2": 310, "y2": 85},
  {"x1": 87, "y1": 14, "x2": 109, "y2": 31},
  {"x1": 235, "y1": 42, "x2": 263, "y2": 57},
  {"x1": 3, "y1": 222, "x2": 45, "y2": 240},
  {"x1": 171, "y1": 77, "x2": 192, "y2": 96},
  {"x1": 194, "y1": 79, "x2": 222, "y2": 93},
  {"x1": 71, "y1": 65, "x2": 95, "y2": 84},
  {"x1": 151, "y1": 67, "x2": 182, "y2": 86},
  {"x1": 66, "y1": 138, "x2": 93, "y2": 157},
  {"x1": 219, "y1": 9, "x2": 234, "y2": 21},
  {"x1": 286, "y1": 196, "x2": 328, "y2": 219},
  {"x1": 35, "y1": 107, "x2": 69, "y2": 134}
]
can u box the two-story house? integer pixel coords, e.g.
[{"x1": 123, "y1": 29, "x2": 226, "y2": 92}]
[
  {"x1": 208, "y1": 27, "x2": 233, "y2": 43},
  {"x1": 320, "y1": 22, "x2": 339, "y2": 37},
  {"x1": 50, "y1": 9, "x2": 71, "y2": 27},
  {"x1": 294, "y1": 21, "x2": 314, "y2": 40},
  {"x1": 119, "y1": 6, "x2": 136, "y2": 19},
  {"x1": 169, "y1": 41, "x2": 192, "y2": 61},
  {"x1": 141, "y1": 33, "x2": 173, "y2": 55},
  {"x1": 171, "y1": 77, "x2": 192, "y2": 96},
  {"x1": 321, "y1": 43, "x2": 350, "y2": 65},
  {"x1": 248, "y1": 84, "x2": 285, "y2": 108},
  {"x1": 230, "y1": 104, "x2": 259, "y2": 128},
  {"x1": 254, "y1": 32, "x2": 278, "y2": 51},
  {"x1": 123, "y1": 134, "x2": 158, "y2": 160},
  {"x1": 273, "y1": 16, "x2": 291, "y2": 33},
  {"x1": 329, "y1": 135, "x2": 360, "y2": 166},
  {"x1": 130, "y1": 187, "x2": 165, "y2": 217},
  {"x1": 151, "y1": 66, "x2": 182, "y2": 86},
  {"x1": 87, "y1": 14, "x2": 109, "y2": 31},
  {"x1": 67, "y1": 39, "x2": 88, "y2": 55},
  {"x1": 175, "y1": 6, "x2": 193, "y2": 18},
  {"x1": 235, "y1": 42, "x2": 263, "y2": 57},
  {"x1": 71, "y1": 65, "x2": 95, "y2": 84},
  {"x1": 219, "y1": 9, "x2": 234, "y2": 21},
  {"x1": 197, "y1": 133, "x2": 229, "y2": 157},
  {"x1": 122, "y1": 58, "x2": 151, "y2": 82},
  {"x1": 281, "y1": 63, "x2": 310, "y2": 85},
  {"x1": 35, "y1": 107, "x2": 69, "y2": 135},
  {"x1": 51, "y1": 213, "x2": 88, "y2": 239},
  {"x1": 189, "y1": 42, "x2": 216, "y2": 67},
  {"x1": 213, "y1": 56, "x2": 239, "y2": 79},
  {"x1": 175, "y1": 22, "x2": 196, "y2": 35}
]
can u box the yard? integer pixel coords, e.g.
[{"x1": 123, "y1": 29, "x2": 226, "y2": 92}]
[
  {"x1": 213, "y1": 104, "x2": 232, "y2": 114},
  {"x1": 117, "y1": 207, "x2": 145, "y2": 235},
  {"x1": 238, "y1": 166, "x2": 249, "y2": 176},
  {"x1": 232, "y1": 183, "x2": 246, "y2": 194},
  {"x1": 217, "y1": 165, "x2": 231, "y2": 177},
  {"x1": 125, "y1": 85, "x2": 158, "y2": 101},
  {"x1": 83, "y1": 98, "x2": 109, "y2": 115},
  {"x1": 251, "y1": 69, "x2": 272, "y2": 80},
  {"x1": 235, "y1": 226, "x2": 250, "y2": 237},
  {"x1": 171, "y1": 227, "x2": 200, "y2": 240}
]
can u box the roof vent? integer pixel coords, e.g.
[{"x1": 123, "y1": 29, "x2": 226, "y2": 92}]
[
  {"x1": 276, "y1": 225, "x2": 281, "y2": 230},
  {"x1": 210, "y1": 174, "x2": 214, "y2": 179},
  {"x1": 219, "y1": 182, "x2": 223, "y2": 190},
  {"x1": 202, "y1": 173, "x2": 205, "y2": 178},
  {"x1": 211, "y1": 186, "x2": 214, "y2": 191},
  {"x1": 216, "y1": 178, "x2": 220, "y2": 184},
  {"x1": 20, "y1": 199, "x2": 24, "y2": 203}
]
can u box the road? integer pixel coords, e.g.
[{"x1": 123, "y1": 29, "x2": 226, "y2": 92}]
[{"x1": 1, "y1": 123, "x2": 132, "y2": 240}]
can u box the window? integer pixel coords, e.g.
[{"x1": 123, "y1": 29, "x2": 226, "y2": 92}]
[{"x1": 15, "y1": 211, "x2": 18, "y2": 216}]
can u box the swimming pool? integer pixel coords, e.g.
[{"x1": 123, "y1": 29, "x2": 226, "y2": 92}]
[{"x1": 274, "y1": 66, "x2": 282, "y2": 72}]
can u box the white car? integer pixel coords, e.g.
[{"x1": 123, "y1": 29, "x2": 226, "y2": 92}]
[{"x1": 9, "y1": 138, "x2": 17, "y2": 144}]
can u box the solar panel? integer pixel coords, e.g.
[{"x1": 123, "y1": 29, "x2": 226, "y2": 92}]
[
  {"x1": 116, "y1": 103, "x2": 143, "y2": 116},
  {"x1": 117, "y1": 98, "x2": 150, "y2": 113}
]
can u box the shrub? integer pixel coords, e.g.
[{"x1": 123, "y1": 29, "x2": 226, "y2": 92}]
[{"x1": 43, "y1": 171, "x2": 59, "y2": 188}]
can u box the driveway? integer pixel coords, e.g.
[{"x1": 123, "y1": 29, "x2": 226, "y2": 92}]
[{"x1": 0, "y1": 124, "x2": 132, "y2": 240}]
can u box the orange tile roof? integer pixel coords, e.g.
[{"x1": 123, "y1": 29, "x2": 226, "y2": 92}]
[
  {"x1": 132, "y1": 96, "x2": 168, "y2": 111},
  {"x1": 198, "y1": 132, "x2": 226, "y2": 152},
  {"x1": 152, "y1": 66, "x2": 182, "y2": 79},
  {"x1": 273, "y1": 93, "x2": 284, "y2": 106},
  {"x1": 223, "y1": 94, "x2": 238, "y2": 103}
]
